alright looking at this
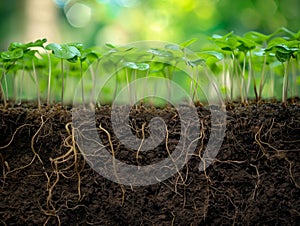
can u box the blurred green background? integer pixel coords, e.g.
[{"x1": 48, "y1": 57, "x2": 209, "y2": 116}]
[{"x1": 0, "y1": 0, "x2": 299, "y2": 50}]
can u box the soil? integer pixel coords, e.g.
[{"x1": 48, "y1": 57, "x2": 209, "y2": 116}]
[{"x1": 0, "y1": 100, "x2": 299, "y2": 225}]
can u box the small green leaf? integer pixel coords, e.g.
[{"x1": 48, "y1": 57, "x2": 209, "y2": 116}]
[
  {"x1": 46, "y1": 43, "x2": 81, "y2": 60},
  {"x1": 68, "y1": 42, "x2": 84, "y2": 51},
  {"x1": 105, "y1": 43, "x2": 117, "y2": 49},
  {"x1": 1, "y1": 48, "x2": 24, "y2": 60},
  {"x1": 244, "y1": 31, "x2": 270, "y2": 44},
  {"x1": 124, "y1": 62, "x2": 138, "y2": 69},
  {"x1": 186, "y1": 58, "x2": 205, "y2": 67},
  {"x1": 123, "y1": 62, "x2": 150, "y2": 71},
  {"x1": 180, "y1": 38, "x2": 198, "y2": 48},
  {"x1": 147, "y1": 48, "x2": 173, "y2": 58},
  {"x1": 198, "y1": 51, "x2": 224, "y2": 60},
  {"x1": 135, "y1": 63, "x2": 150, "y2": 71},
  {"x1": 237, "y1": 37, "x2": 256, "y2": 52},
  {"x1": 8, "y1": 38, "x2": 47, "y2": 51}
]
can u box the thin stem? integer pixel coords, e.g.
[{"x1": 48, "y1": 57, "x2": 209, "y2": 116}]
[
  {"x1": 0, "y1": 71, "x2": 7, "y2": 107},
  {"x1": 32, "y1": 59, "x2": 41, "y2": 110},
  {"x1": 112, "y1": 65, "x2": 118, "y2": 102},
  {"x1": 230, "y1": 53, "x2": 235, "y2": 101},
  {"x1": 133, "y1": 69, "x2": 137, "y2": 105},
  {"x1": 61, "y1": 59, "x2": 64, "y2": 107},
  {"x1": 125, "y1": 68, "x2": 131, "y2": 105},
  {"x1": 47, "y1": 52, "x2": 52, "y2": 105},
  {"x1": 18, "y1": 63, "x2": 25, "y2": 105},
  {"x1": 242, "y1": 52, "x2": 247, "y2": 104},
  {"x1": 259, "y1": 54, "x2": 267, "y2": 101},
  {"x1": 282, "y1": 59, "x2": 290, "y2": 105},
  {"x1": 4, "y1": 72, "x2": 8, "y2": 102},
  {"x1": 89, "y1": 59, "x2": 99, "y2": 106},
  {"x1": 80, "y1": 60, "x2": 85, "y2": 105},
  {"x1": 142, "y1": 67, "x2": 150, "y2": 105},
  {"x1": 222, "y1": 59, "x2": 229, "y2": 102}
]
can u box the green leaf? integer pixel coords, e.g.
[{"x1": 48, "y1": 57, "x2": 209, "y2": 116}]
[
  {"x1": 211, "y1": 32, "x2": 238, "y2": 52},
  {"x1": 8, "y1": 38, "x2": 47, "y2": 51},
  {"x1": 1, "y1": 48, "x2": 24, "y2": 60},
  {"x1": 180, "y1": 38, "x2": 198, "y2": 48},
  {"x1": 46, "y1": 43, "x2": 81, "y2": 60},
  {"x1": 68, "y1": 42, "x2": 84, "y2": 51},
  {"x1": 186, "y1": 58, "x2": 205, "y2": 67},
  {"x1": 237, "y1": 36, "x2": 256, "y2": 52},
  {"x1": 198, "y1": 51, "x2": 224, "y2": 60},
  {"x1": 147, "y1": 48, "x2": 173, "y2": 58},
  {"x1": 124, "y1": 62, "x2": 138, "y2": 69},
  {"x1": 123, "y1": 62, "x2": 150, "y2": 71},
  {"x1": 105, "y1": 43, "x2": 117, "y2": 49},
  {"x1": 135, "y1": 62, "x2": 150, "y2": 71},
  {"x1": 243, "y1": 31, "x2": 270, "y2": 44},
  {"x1": 274, "y1": 44, "x2": 299, "y2": 62}
]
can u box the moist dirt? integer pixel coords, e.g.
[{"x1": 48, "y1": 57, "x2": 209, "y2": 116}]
[{"x1": 0, "y1": 100, "x2": 299, "y2": 225}]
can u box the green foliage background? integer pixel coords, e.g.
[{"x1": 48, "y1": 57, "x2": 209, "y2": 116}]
[{"x1": 0, "y1": 0, "x2": 299, "y2": 49}]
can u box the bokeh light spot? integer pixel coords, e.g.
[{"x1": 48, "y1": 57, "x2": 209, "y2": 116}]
[{"x1": 65, "y1": 3, "x2": 92, "y2": 28}]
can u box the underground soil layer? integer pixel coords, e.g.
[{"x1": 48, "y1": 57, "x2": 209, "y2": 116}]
[{"x1": 0, "y1": 101, "x2": 299, "y2": 225}]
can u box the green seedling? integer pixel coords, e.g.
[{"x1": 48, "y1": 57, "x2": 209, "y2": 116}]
[
  {"x1": 0, "y1": 29, "x2": 299, "y2": 108},
  {"x1": 0, "y1": 39, "x2": 47, "y2": 107},
  {"x1": 0, "y1": 48, "x2": 23, "y2": 107},
  {"x1": 123, "y1": 61, "x2": 149, "y2": 105},
  {"x1": 236, "y1": 36, "x2": 257, "y2": 103},
  {"x1": 197, "y1": 50, "x2": 224, "y2": 100},
  {"x1": 46, "y1": 43, "x2": 81, "y2": 107},
  {"x1": 68, "y1": 43, "x2": 101, "y2": 106},
  {"x1": 211, "y1": 32, "x2": 242, "y2": 102},
  {"x1": 103, "y1": 44, "x2": 135, "y2": 105}
]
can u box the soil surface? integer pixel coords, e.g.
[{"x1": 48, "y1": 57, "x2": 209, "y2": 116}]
[{"x1": 0, "y1": 100, "x2": 299, "y2": 225}]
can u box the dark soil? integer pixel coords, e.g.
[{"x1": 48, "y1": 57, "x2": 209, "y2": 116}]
[{"x1": 0, "y1": 101, "x2": 299, "y2": 225}]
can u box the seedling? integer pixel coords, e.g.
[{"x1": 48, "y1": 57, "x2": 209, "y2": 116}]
[
  {"x1": 46, "y1": 43, "x2": 81, "y2": 107},
  {"x1": 0, "y1": 28, "x2": 299, "y2": 108}
]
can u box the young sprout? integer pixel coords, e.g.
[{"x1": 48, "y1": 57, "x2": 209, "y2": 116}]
[
  {"x1": 46, "y1": 43, "x2": 81, "y2": 107},
  {"x1": 197, "y1": 51, "x2": 224, "y2": 101},
  {"x1": 211, "y1": 32, "x2": 240, "y2": 102},
  {"x1": 275, "y1": 45, "x2": 298, "y2": 106},
  {"x1": 123, "y1": 61, "x2": 149, "y2": 106},
  {"x1": 147, "y1": 48, "x2": 174, "y2": 103},
  {"x1": 236, "y1": 36, "x2": 257, "y2": 103},
  {"x1": 0, "y1": 48, "x2": 24, "y2": 107},
  {"x1": 68, "y1": 43, "x2": 100, "y2": 106}
]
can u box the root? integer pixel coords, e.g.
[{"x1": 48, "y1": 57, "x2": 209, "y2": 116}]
[
  {"x1": 136, "y1": 122, "x2": 146, "y2": 166},
  {"x1": 0, "y1": 123, "x2": 32, "y2": 150},
  {"x1": 0, "y1": 116, "x2": 47, "y2": 176},
  {"x1": 40, "y1": 122, "x2": 85, "y2": 224},
  {"x1": 250, "y1": 164, "x2": 261, "y2": 200},
  {"x1": 99, "y1": 123, "x2": 126, "y2": 206},
  {"x1": 164, "y1": 123, "x2": 185, "y2": 184}
]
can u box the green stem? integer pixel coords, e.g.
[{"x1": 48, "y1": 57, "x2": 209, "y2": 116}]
[
  {"x1": 47, "y1": 52, "x2": 52, "y2": 105},
  {"x1": 230, "y1": 53, "x2": 235, "y2": 101},
  {"x1": 258, "y1": 54, "x2": 267, "y2": 101},
  {"x1": 80, "y1": 60, "x2": 85, "y2": 105},
  {"x1": 4, "y1": 72, "x2": 8, "y2": 102},
  {"x1": 241, "y1": 52, "x2": 247, "y2": 104},
  {"x1": 282, "y1": 59, "x2": 290, "y2": 105},
  {"x1": 0, "y1": 71, "x2": 7, "y2": 107},
  {"x1": 125, "y1": 68, "x2": 131, "y2": 105},
  {"x1": 32, "y1": 59, "x2": 41, "y2": 110},
  {"x1": 18, "y1": 63, "x2": 25, "y2": 105},
  {"x1": 113, "y1": 65, "x2": 118, "y2": 102},
  {"x1": 61, "y1": 59, "x2": 64, "y2": 107}
]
